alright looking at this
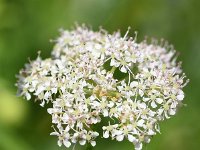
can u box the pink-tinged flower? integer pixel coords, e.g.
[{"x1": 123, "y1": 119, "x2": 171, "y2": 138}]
[{"x1": 16, "y1": 25, "x2": 188, "y2": 150}]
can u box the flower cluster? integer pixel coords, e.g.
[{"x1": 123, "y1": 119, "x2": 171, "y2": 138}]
[{"x1": 16, "y1": 25, "x2": 188, "y2": 150}]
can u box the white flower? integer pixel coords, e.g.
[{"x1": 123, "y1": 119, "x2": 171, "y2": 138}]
[{"x1": 16, "y1": 25, "x2": 188, "y2": 150}]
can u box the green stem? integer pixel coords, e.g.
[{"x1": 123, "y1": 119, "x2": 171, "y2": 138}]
[{"x1": 110, "y1": 66, "x2": 116, "y2": 73}]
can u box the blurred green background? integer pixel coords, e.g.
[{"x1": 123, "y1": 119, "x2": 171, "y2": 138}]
[{"x1": 0, "y1": 0, "x2": 199, "y2": 150}]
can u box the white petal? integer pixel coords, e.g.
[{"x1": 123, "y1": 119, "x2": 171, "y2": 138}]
[
  {"x1": 71, "y1": 137, "x2": 77, "y2": 143},
  {"x1": 102, "y1": 126, "x2": 107, "y2": 130},
  {"x1": 143, "y1": 98, "x2": 150, "y2": 102},
  {"x1": 139, "y1": 102, "x2": 146, "y2": 109},
  {"x1": 110, "y1": 59, "x2": 116, "y2": 66},
  {"x1": 127, "y1": 124, "x2": 133, "y2": 130},
  {"x1": 144, "y1": 136, "x2": 151, "y2": 143},
  {"x1": 115, "y1": 62, "x2": 120, "y2": 67},
  {"x1": 92, "y1": 132, "x2": 99, "y2": 137},
  {"x1": 151, "y1": 101, "x2": 157, "y2": 108},
  {"x1": 168, "y1": 109, "x2": 176, "y2": 115},
  {"x1": 50, "y1": 132, "x2": 59, "y2": 136},
  {"x1": 51, "y1": 87, "x2": 57, "y2": 94},
  {"x1": 115, "y1": 130, "x2": 123, "y2": 135},
  {"x1": 148, "y1": 129, "x2": 155, "y2": 135},
  {"x1": 85, "y1": 44, "x2": 92, "y2": 51},
  {"x1": 92, "y1": 49, "x2": 101, "y2": 57},
  {"x1": 177, "y1": 94, "x2": 184, "y2": 101},
  {"x1": 63, "y1": 140, "x2": 71, "y2": 148},
  {"x1": 156, "y1": 98, "x2": 163, "y2": 104},
  {"x1": 29, "y1": 87, "x2": 34, "y2": 92},
  {"x1": 101, "y1": 69, "x2": 106, "y2": 74},
  {"x1": 44, "y1": 91, "x2": 50, "y2": 100},
  {"x1": 157, "y1": 108, "x2": 164, "y2": 115},
  {"x1": 25, "y1": 93, "x2": 31, "y2": 100},
  {"x1": 95, "y1": 43, "x2": 102, "y2": 49},
  {"x1": 57, "y1": 140, "x2": 62, "y2": 147},
  {"x1": 137, "y1": 119, "x2": 144, "y2": 127},
  {"x1": 65, "y1": 125, "x2": 70, "y2": 132},
  {"x1": 130, "y1": 81, "x2": 138, "y2": 88},
  {"x1": 132, "y1": 128, "x2": 138, "y2": 135},
  {"x1": 120, "y1": 66, "x2": 127, "y2": 73},
  {"x1": 103, "y1": 109, "x2": 109, "y2": 117},
  {"x1": 90, "y1": 95, "x2": 96, "y2": 101},
  {"x1": 47, "y1": 108, "x2": 54, "y2": 114},
  {"x1": 91, "y1": 118, "x2": 98, "y2": 124},
  {"x1": 103, "y1": 131, "x2": 109, "y2": 138},
  {"x1": 116, "y1": 134, "x2": 124, "y2": 141},
  {"x1": 35, "y1": 86, "x2": 45, "y2": 95},
  {"x1": 79, "y1": 140, "x2": 86, "y2": 145},
  {"x1": 107, "y1": 73, "x2": 113, "y2": 78},
  {"x1": 40, "y1": 100, "x2": 45, "y2": 107},
  {"x1": 139, "y1": 89, "x2": 144, "y2": 97},
  {"x1": 90, "y1": 141, "x2": 96, "y2": 147},
  {"x1": 134, "y1": 142, "x2": 142, "y2": 150},
  {"x1": 128, "y1": 134, "x2": 136, "y2": 142},
  {"x1": 117, "y1": 86, "x2": 123, "y2": 91},
  {"x1": 107, "y1": 101, "x2": 114, "y2": 107},
  {"x1": 76, "y1": 122, "x2": 83, "y2": 129}
]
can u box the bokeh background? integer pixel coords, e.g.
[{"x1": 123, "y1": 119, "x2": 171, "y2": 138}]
[{"x1": 0, "y1": 0, "x2": 199, "y2": 150}]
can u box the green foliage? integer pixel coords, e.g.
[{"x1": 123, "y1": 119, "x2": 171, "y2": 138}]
[{"x1": 0, "y1": 0, "x2": 199, "y2": 149}]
